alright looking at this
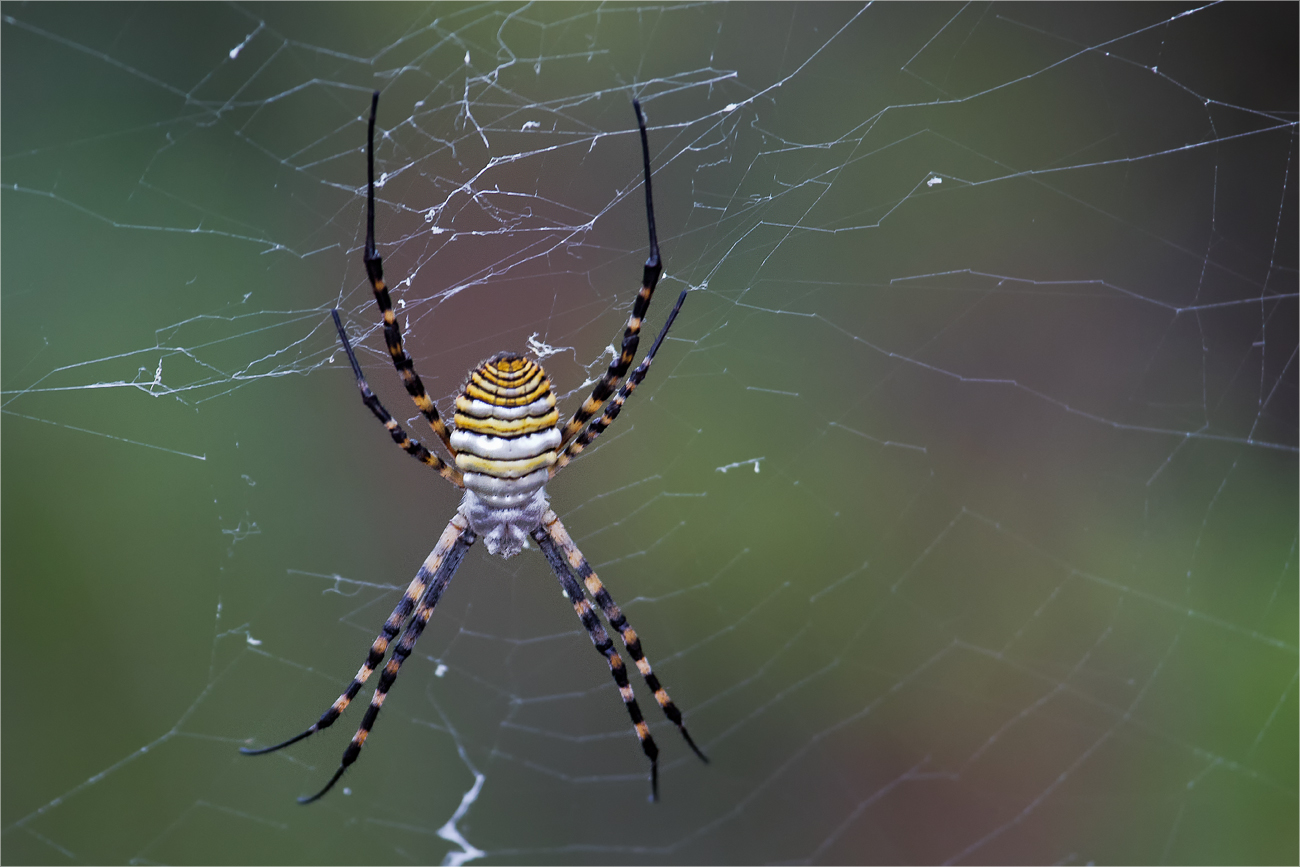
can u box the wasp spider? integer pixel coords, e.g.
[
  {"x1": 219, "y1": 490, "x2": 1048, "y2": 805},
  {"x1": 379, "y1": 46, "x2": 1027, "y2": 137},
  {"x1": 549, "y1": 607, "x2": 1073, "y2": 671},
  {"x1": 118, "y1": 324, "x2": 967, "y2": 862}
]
[{"x1": 242, "y1": 93, "x2": 706, "y2": 803}]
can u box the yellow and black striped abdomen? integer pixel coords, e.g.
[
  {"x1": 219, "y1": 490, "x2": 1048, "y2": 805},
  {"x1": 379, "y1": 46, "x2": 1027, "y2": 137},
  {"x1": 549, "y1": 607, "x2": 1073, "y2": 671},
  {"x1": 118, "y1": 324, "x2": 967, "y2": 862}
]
[{"x1": 451, "y1": 354, "x2": 560, "y2": 509}]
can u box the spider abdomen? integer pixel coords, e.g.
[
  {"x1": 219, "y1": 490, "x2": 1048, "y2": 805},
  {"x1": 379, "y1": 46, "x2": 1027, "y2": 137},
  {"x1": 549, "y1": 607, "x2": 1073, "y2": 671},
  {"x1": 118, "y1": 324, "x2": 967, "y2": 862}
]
[{"x1": 453, "y1": 354, "x2": 560, "y2": 556}]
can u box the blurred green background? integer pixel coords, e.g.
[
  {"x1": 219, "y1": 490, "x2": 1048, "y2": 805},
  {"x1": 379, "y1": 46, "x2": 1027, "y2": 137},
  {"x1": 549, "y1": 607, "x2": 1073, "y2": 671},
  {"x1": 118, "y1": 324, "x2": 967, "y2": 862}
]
[{"x1": 3, "y1": 3, "x2": 1295, "y2": 864}]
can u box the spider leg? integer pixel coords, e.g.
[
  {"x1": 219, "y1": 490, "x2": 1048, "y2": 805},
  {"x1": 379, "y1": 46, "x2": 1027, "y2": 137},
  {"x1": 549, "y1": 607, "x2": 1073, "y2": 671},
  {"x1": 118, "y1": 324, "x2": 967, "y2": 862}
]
[
  {"x1": 532, "y1": 526, "x2": 660, "y2": 800},
  {"x1": 537, "y1": 511, "x2": 707, "y2": 766},
  {"x1": 559, "y1": 99, "x2": 664, "y2": 448},
  {"x1": 333, "y1": 310, "x2": 463, "y2": 487},
  {"x1": 551, "y1": 287, "x2": 687, "y2": 473},
  {"x1": 242, "y1": 515, "x2": 475, "y2": 804},
  {"x1": 299, "y1": 515, "x2": 476, "y2": 804},
  {"x1": 361, "y1": 91, "x2": 457, "y2": 456}
]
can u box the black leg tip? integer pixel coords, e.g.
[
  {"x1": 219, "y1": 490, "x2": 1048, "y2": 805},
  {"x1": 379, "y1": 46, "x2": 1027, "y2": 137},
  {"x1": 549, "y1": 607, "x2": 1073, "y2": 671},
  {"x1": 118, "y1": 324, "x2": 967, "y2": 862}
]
[
  {"x1": 298, "y1": 765, "x2": 347, "y2": 804},
  {"x1": 680, "y1": 727, "x2": 710, "y2": 764}
]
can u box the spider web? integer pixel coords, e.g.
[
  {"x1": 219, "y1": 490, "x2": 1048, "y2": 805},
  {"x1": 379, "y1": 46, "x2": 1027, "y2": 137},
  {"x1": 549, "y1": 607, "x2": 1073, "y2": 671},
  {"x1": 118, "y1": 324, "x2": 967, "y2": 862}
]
[{"x1": 2, "y1": 3, "x2": 1296, "y2": 864}]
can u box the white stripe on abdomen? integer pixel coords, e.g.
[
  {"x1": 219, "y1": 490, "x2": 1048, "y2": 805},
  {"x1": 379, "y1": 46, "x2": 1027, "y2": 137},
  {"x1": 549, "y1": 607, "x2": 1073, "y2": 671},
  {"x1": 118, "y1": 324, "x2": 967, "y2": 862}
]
[{"x1": 450, "y1": 427, "x2": 561, "y2": 460}]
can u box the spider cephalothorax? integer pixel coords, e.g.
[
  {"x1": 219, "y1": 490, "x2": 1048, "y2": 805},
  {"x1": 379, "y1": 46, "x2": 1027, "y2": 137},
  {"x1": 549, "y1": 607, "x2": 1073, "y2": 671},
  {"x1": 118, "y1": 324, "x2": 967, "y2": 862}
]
[{"x1": 242, "y1": 92, "x2": 705, "y2": 803}]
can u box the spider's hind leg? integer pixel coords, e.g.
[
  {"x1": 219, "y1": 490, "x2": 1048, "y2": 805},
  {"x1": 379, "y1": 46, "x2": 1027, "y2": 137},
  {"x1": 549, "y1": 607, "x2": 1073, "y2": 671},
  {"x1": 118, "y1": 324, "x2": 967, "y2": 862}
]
[
  {"x1": 332, "y1": 310, "x2": 463, "y2": 487},
  {"x1": 556, "y1": 98, "x2": 667, "y2": 449},
  {"x1": 360, "y1": 92, "x2": 458, "y2": 457}
]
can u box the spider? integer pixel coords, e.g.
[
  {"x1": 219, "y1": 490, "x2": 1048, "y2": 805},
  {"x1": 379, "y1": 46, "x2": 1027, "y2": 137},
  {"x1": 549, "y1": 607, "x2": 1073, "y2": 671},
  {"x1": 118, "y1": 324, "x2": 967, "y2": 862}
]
[{"x1": 242, "y1": 92, "x2": 706, "y2": 803}]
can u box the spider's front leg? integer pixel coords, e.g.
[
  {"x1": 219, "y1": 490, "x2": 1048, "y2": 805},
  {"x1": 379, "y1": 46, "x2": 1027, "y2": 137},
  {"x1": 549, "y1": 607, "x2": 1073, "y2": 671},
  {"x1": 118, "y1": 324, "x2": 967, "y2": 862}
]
[
  {"x1": 532, "y1": 510, "x2": 708, "y2": 800},
  {"x1": 241, "y1": 514, "x2": 476, "y2": 803}
]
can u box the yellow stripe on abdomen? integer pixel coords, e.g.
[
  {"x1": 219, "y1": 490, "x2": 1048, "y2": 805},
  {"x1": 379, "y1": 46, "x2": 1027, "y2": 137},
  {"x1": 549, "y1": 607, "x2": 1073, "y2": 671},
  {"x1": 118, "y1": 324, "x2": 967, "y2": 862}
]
[
  {"x1": 454, "y1": 353, "x2": 562, "y2": 484},
  {"x1": 456, "y1": 450, "x2": 557, "y2": 478}
]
